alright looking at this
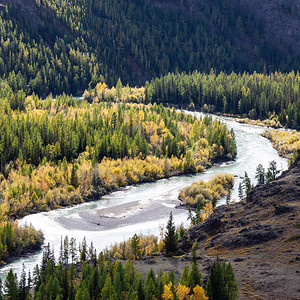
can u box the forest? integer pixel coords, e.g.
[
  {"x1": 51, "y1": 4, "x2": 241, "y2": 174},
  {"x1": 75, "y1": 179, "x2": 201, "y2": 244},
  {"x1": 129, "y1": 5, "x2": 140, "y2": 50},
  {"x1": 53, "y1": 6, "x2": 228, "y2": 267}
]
[
  {"x1": 145, "y1": 71, "x2": 300, "y2": 129},
  {"x1": 0, "y1": 88, "x2": 236, "y2": 220},
  {"x1": 0, "y1": 0, "x2": 299, "y2": 96},
  {"x1": 0, "y1": 222, "x2": 43, "y2": 265},
  {"x1": 2, "y1": 243, "x2": 238, "y2": 300},
  {"x1": 1, "y1": 213, "x2": 238, "y2": 300}
]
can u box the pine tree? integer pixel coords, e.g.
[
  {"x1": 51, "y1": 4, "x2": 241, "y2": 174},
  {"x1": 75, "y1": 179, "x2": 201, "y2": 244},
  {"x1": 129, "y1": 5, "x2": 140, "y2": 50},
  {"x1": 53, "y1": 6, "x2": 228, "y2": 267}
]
[
  {"x1": 101, "y1": 276, "x2": 117, "y2": 300},
  {"x1": 4, "y1": 269, "x2": 19, "y2": 300},
  {"x1": 206, "y1": 260, "x2": 239, "y2": 300},
  {"x1": 180, "y1": 265, "x2": 190, "y2": 287},
  {"x1": 266, "y1": 160, "x2": 280, "y2": 182},
  {"x1": 63, "y1": 236, "x2": 69, "y2": 264},
  {"x1": 116, "y1": 78, "x2": 123, "y2": 98},
  {"x1": 255, "y1": 164, "x2": 265, "y2": 185},
  {"x1": 188, "y1": 262, "x2": 202, "y2": 290},
  {"x1": 191, "y1": 239, "x2": 198, "y2": 264},
  {"x1": 164, "y1": 212, "x2": 178, "y2": 256},
  {"x1": 238, "y1": 183, "x2": 244, "y2": 200},
  {"x1": 69, "y1": 237, "x2": 77, "y2": 263},
  {"x1": 130, "y1": 234, "x2": 141, "y2": 260},
  {"x1": 242, "y1": 172, "x2": 252, "y2": 195},
  {"x1": 224, "y1": 263, "x2": 239, "y2": 300},
  {"x1": 0, "y1": 278, "x2": 3, "y2": 300},
  {"x1": 19, "y1": 263, "x2": 27, "y2": 300}
]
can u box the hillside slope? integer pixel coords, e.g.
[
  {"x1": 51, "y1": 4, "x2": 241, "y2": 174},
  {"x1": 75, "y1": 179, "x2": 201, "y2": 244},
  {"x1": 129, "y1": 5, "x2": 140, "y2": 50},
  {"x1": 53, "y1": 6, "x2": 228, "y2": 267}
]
[
  {"x1": 0, "y1": 0, "x2": 300, "y2": 96},
  {"x1": 180, "y1": 151, "x2": 300, "y2": 299},
  {"x1": 241, "y1": 0, "x2": 300, "y2": 55}
]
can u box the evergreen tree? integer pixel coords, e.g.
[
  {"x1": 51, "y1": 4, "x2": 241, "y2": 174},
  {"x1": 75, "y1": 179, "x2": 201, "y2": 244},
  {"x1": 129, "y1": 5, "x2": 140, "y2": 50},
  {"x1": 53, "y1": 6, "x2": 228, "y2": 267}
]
[
  {"x1": 75, "y1": 285, "x2": 90, "y2": 300},
  {"x1": 206, "y1": 259, "x2": 239, "y2": 300},
  {"x1": 242, "y1": 172, "x2": 252, "y2": 195},
  {"x1": 130, "y1": 234, "x2": 141, "y2": 260},
  {"x1": 266, "y1": 160, "x2": 280, "y2": 183},
  {"x1": 63, "y1": 236, "x2": 69, "y2": 264},
  {"x1": 70, "y1": 163, "x2": 79, "y2": 188},
  {"x1": 69, "y1": 237, "x2": 77, "y2": 263},
  {"x1": 255, "y1": 164, "x2": 265, "y2": 185},
  {"x1": 180, "y1": 265, "x2": 190, "y2": 287},
  {"x1": 116, "y1": 78, "x2": 123, "y2": 98},
  {"x1": 191, "y1": 239, "x2": 198, "y2": 264},
  {"x1": 238, "y1": 183, "x2": 244, "y2": 201},
  {"x1": 224, "y1": 263, "x2": 239, "y2": 300},
  {"x1": 4, "y1": 269, "x2": 19, "y2": 300},
  {"x1": 18, "y1": 263, "x2": 27, "y2": 300},
  {"x1": 188, "y1": 262, "x2": 203, "y2": 290},
  {"x1": 164, "y1": 212, "x2": 178, "y2": 257},
  {"x1": 0, "y1": 278, "x2": 3, "y2": 300},
  {"x1": 101, "y1": 276, "x2": 117, "y2": 300}
]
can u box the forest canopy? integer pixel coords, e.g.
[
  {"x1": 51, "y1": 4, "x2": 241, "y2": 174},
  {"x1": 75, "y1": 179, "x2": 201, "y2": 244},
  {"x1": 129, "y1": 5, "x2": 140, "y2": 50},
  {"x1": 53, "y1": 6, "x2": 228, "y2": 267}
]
[
  {"x1": 0, "y1": 92, "x2": 236, "y2": 220},
  {"x1": 0, "y1": 0, "x2": 300, "y2": 96}
]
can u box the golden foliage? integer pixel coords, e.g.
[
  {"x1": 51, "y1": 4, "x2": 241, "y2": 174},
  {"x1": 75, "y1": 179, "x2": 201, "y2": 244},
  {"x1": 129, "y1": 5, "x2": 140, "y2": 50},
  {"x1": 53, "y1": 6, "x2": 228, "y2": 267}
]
[
  {"x1": 162, "y1": 282, "x2": 174, "y2": 300},
  {"x1": 176, "y1": 284, "x2": 190, "y2": 300},
  {"x1": 179, "y1": 173, "x2": 235, "y2": 206},
  {"x1": 106, "y1": 234, "x2": 162, "y2": 260},
  {"x1": 262, "y1": 128, "x2": 300, "y2": 158},
  {"x1": 190, "y1": 285, "x2": 209, "y2": 300}
]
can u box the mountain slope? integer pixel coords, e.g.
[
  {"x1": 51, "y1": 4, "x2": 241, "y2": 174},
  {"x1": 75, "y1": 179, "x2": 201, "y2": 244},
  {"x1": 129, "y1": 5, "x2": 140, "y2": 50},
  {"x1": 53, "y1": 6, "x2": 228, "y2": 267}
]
[
  {"x1": 0, "y1": 0, "x2": 300, "y2": 96},
  {"x1": 180, "y1": 151, "x2": 300, "y2": 299}
]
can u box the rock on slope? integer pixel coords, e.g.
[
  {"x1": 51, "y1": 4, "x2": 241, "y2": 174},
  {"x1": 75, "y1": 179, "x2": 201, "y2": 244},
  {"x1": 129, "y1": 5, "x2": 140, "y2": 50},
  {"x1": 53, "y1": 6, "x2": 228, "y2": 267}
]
[{"x1": 180, "y1": 151, "x2": 300, "y2": 299}]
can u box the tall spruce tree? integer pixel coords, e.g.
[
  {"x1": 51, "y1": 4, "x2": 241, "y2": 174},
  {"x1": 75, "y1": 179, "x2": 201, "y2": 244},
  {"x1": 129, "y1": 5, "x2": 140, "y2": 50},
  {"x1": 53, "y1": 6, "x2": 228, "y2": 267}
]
[
  {"x1": 130, "y1": 234, "x2": 141, "y2": 260},
  {"x1": 164, "y1": 212, "x2": 178, "y2": 256}
]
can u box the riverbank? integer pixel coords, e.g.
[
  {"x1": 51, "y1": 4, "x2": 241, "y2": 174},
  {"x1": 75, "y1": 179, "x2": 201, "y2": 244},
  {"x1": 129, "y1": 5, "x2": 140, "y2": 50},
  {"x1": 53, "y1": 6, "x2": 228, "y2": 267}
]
[{"x1": 262, "y1": 128, "x2": 300, "y2": 159}]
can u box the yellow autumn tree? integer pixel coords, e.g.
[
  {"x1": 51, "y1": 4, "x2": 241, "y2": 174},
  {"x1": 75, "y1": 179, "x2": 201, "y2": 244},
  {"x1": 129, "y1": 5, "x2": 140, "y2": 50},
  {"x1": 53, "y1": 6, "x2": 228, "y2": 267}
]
[
  {"x1": 176, "y1": 283, "x2": 190, "y2": 300},
  {"x1": 201, "y1": 202, "x2": 214, "y2": 222},
  {"x1": 162, "y1": 282, "x2": 174, "y2": 300},
  {"x1": 190, "y1": 285, "x2": 208, "y2": 300}
]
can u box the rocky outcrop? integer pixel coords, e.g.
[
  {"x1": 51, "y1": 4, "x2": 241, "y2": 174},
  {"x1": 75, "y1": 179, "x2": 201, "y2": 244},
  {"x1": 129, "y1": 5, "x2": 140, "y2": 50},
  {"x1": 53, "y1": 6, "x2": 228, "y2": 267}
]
[
  {"x1": 179, "y1": 151, "x2": 300, "y2": 299},
  {"x1": 180, "y1": 150, "x2": 300, "y2": 252}
]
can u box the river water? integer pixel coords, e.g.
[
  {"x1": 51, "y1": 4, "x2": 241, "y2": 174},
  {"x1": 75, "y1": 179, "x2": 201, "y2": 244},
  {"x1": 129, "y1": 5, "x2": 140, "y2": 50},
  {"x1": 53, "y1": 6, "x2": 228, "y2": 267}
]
[{"x1": 0, "y1": 112, "x2": 288, "y2": 279}]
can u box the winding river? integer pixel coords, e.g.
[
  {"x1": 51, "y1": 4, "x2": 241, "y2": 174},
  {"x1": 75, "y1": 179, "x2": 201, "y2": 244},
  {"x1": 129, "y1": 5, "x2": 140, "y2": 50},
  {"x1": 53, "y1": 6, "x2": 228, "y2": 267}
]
[{"x1": 0, "y1": 112, "x2": 288, "y2": 280}]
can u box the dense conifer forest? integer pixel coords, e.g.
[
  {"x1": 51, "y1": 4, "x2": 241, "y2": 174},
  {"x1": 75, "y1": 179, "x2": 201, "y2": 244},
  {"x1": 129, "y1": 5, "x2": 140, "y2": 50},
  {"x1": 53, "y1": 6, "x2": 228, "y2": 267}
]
[
  {"x1": 145, "y1": 71, "x2": 300, "y2": 128},
  {"x1": 1, "y1": 239, "x2": 238, "y2": 300},
  {"x1": 0, "y1": 0, "x2": 300, "y2": 96}
]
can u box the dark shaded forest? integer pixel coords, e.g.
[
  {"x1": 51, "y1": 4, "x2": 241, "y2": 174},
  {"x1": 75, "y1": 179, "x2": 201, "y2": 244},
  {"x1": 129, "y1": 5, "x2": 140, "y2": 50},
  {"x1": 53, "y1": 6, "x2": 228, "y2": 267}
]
[{"x1": 0, "y1": 0, "x2": 300, "y2": 96}]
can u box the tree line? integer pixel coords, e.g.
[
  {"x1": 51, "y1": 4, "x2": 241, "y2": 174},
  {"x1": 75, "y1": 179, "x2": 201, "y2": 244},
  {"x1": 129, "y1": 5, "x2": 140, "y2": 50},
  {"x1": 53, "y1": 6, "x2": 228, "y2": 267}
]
[
  {"x1": 145, "y1": 71, "x2": 300, "y2": 129},
  {"x1": 2, "y1": 234, "x2": 238, "y2": 300}
]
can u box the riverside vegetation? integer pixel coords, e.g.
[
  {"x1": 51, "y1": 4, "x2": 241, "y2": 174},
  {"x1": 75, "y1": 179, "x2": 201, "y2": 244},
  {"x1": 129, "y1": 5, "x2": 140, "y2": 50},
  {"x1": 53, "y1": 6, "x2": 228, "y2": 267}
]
[
  {"x1": 0, "y1": 93, "x2": 236, "y2": 220},
  {"x1": 144, "y1": 71, "x2": 300, "y2": 129},
  {"x1": 0, "y1": 85, "x2": 236, "y2": 263},
  {"x1": 2, "y1": 211, "x2": 238, "y2": 299},
  {"x1": 262, "y1": 128, "x2": 300, "y2": 160},
  {"x1": 1, "y1": 235, "x2": 238, "y2": 300}
]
